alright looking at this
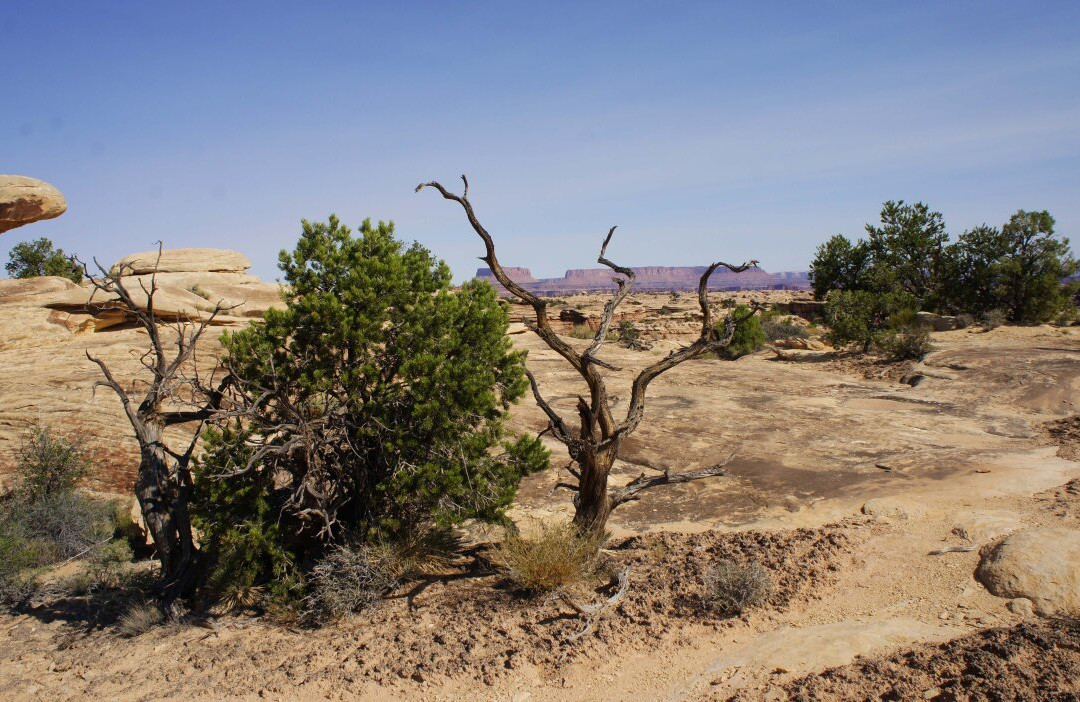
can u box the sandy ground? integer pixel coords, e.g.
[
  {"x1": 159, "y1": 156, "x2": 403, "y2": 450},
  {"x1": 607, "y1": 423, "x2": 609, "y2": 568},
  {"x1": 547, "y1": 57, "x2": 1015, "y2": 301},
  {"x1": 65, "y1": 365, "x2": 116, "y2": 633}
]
[{"x1": 2, "y1": 298, "x2": 1079, "y2": 700}]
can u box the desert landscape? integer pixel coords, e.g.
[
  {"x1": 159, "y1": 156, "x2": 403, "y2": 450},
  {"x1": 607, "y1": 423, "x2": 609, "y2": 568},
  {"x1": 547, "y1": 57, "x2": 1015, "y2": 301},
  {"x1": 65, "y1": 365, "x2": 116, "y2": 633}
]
[
  {"x1": 1, "y1": 240, "x2": 1078, "y2": 699},
  {"x1": 6, "y1": 4, "x2": 1080, "y2": 700}
]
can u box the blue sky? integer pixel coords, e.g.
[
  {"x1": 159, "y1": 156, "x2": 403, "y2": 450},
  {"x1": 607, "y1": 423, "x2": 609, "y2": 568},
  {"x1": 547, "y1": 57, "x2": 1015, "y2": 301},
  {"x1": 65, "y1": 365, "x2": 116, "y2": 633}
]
[{"x1": 5, "y1": 1, "x2": 1079, "y2": 282}]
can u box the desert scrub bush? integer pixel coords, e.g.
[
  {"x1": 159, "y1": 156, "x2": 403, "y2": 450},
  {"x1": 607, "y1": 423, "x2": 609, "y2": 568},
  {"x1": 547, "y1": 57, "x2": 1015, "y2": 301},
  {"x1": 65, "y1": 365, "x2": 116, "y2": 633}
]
[
  {"x1": 824, "y1": 290, "x2": 918, "y2": 353},
  {"x1": 719, "y1": 305, "x2": 765, "y2": 359},
  {"x1": 703, "y1": 559, "x2": 773, "y2": 617},
  {"x1": 980, "y1": 308, "x2": 1007, "y2": 329},
  {"x1": 876, "y1": 325, "x2": 934, "y2": 360},
  {"x1": 117, "y1": 600, "x2": 164, "y2": 637},
  {"x1": 616, "y1": 319, "x2": 652, "y2": 350},
  {"x1": 303, "y1": 543, "x2": 401, "y2": 622},
  {"x1": 495, "y1": 521, "x2": 606, "y2": 593},
  {"x1": 86, "y1": 539, "x2": 134, "y2": 589},
  {"x1": 15, "y1": 424, "x2": 90, "y2": 500},
  {"x1": 569, "y1": 323, "x2": 595, "y2": 339},
  {"x1": 762, "y1": 319, "x2": 809, "y2": 342},
  {"x1": 955, "y1": 313, "x2": 976, "y2": 329}
]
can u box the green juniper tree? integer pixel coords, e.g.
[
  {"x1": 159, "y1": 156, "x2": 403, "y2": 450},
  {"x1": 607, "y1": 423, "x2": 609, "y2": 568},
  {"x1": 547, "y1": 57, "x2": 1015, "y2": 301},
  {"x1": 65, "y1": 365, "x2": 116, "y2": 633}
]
[
  {"x1": 5, "y1": 237, "x2": 81, "y2": 282},
  {"x1": 194, "y1": 216, "x2": 547, "y2": 597}
]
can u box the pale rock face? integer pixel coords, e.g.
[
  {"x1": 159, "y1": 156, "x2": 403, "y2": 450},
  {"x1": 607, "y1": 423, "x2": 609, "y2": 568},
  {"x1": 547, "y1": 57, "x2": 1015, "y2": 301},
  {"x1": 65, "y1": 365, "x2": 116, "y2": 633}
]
[
  {"x1": 976, "y1": 527, "x2": 1080, "y2": 617},
  {"x1": 861, "y1": 497, "x2": 925, "y2": 520},
  {"x1": 110, "y1": 248, "x2": 252, "y2": 275},
  {"x1": 0, "y1": 175, "x2": 67, "y2": 234}
]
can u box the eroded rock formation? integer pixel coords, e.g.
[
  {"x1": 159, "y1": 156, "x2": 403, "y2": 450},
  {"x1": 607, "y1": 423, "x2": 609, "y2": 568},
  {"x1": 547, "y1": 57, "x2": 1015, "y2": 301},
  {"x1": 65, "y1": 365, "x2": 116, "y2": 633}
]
[{"x1": 0, "y1": 175, "x2": 67, "y2": 234}]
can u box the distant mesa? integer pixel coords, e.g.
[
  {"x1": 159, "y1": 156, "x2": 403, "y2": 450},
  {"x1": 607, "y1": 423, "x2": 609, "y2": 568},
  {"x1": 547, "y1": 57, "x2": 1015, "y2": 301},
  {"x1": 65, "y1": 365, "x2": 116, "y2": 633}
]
[
  {"x1": 475, "y1": 265, "x2": 809, "y2": 294},
  {"x1": 0, "y1": 175, "x2": 67, "y2": 234}
]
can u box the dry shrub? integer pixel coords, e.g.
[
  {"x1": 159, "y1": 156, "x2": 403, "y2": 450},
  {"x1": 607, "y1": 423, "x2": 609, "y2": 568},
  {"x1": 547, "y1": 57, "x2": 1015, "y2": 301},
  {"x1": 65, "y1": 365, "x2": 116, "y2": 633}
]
[
  {"x1": 981, "y1": 308, "x2": 1007, "y2": 329},
  {"x1": 495, "y1": 520, "x2": 606, "y2": 593},
  {"x1": 118, "y1": 601, "x2": 164, "y2": 637},
  {"x1": 704, "y1": 558, "x2": 772, "y2": 616},
  {"x1": 568, "y1": 324, "x2": 594, "y2": 339},
  {"x1": 303, "y1": 544, "x2": 401, "y2": 622}
]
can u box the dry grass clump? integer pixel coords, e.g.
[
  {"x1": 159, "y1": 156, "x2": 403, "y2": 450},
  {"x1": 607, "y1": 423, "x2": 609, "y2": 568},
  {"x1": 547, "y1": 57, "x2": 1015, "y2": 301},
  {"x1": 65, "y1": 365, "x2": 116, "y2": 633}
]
[
  {"x1": 117, "y1": 601, "x2": 164, "y2": 637},
  {"x1": 495, "y1": 521, "x2": 606, "y2": 593},
  {"x1": 703, "y1": 558, "x2": 773, "y2": 616},
  {"x1": 303, "y1": 544, "x2": 402, "y2": 623}
]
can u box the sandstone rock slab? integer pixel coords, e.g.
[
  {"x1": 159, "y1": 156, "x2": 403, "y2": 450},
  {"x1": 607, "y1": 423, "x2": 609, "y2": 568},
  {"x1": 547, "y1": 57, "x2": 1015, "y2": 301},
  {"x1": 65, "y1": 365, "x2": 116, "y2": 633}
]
[
  {"x1": 0, "y1": 175, "x2": 67, "y2": 234},
  {"x1": 976, "y1": 527, "x2": 1080, "y2": 616},
  {"x1": 110, "y1": 248, "x2": 251, "y2": 275}
]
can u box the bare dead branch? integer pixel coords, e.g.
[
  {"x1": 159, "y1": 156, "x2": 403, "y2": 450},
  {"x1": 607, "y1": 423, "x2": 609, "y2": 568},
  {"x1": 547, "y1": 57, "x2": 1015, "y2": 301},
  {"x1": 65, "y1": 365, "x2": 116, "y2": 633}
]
[{"x1": 610, "y1": 455, "x2": 735, "y2": 506}]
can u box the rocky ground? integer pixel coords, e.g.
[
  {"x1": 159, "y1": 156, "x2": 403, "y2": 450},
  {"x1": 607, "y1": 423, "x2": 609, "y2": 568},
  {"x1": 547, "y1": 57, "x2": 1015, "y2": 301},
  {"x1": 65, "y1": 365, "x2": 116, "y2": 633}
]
[{"x1": 2, "y1": 279, "x2": 1080, "y2": 700}]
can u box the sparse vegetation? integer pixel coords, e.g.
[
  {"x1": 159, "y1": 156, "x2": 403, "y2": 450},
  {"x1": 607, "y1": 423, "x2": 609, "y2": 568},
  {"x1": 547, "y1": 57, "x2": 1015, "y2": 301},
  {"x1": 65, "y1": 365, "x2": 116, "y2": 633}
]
[
  {"x1": 0, "y1": 426, "x2": 129, "y2": 604},
  {"x1": 719, "y1": 305, "x2": 766, "y2": 358},
  {"x1": 762, "y1": 319, "x2": 809, "y2": 342},
  {"x1": 495, "y1": 521, "x2": 606, "y2": 593},
  {"x1": 569, "y1": 323, "x2": 595, "y2": 339},
  {"x1": 703, "y1": 559, "x2": 772, "y2": 616},
  {"x1": 980, "y1": 308, "x2": 1007, "y2": 329},
  {"x1": 14, "y1": 424, "x2": 90, "y2": 499},
  {"x1": 117, "y1": 600, "x2": 164, "y2": 637}
]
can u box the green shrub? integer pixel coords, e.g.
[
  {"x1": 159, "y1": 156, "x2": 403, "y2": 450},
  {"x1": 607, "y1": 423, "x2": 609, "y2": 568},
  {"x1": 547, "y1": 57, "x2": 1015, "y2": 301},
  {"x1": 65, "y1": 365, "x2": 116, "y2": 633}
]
[
  {"x1": 15, "y1": 425, "x2": 90, "y2": 500},
  {"x1": 5, "y1": 237, "x2": 82, "y2": 282},
  {"x1": 875, "y1": 327, "x2": 934, "y2": 360},
  {"x1": 494, "y1": 521, "x2": 606, "y2": 593},
  {"x1": 194, "y1": 217, "x2": 548, "y2": 601},
  {"x1": 86, "y1": 539, "x2": 133, "y2": 589},
  {"x1": 0, "y1": 529, "x2": 41, "y2": 604},
  {"x1": 719, "y1": 305, "x2": 766, "y2": 359},
  {"x1": 703, "y1": 559, "x2": 772, "y2": 616},
  {"x1": 824, "y1": 290, "x2": 918, "y2": 352}
]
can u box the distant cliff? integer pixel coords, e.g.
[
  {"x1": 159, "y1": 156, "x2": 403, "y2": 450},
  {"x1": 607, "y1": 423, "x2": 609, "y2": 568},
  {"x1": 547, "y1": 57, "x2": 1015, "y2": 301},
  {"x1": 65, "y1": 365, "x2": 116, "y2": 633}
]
[{"x1": 475, "y1": 266, "x2": 809, "y2": 294}]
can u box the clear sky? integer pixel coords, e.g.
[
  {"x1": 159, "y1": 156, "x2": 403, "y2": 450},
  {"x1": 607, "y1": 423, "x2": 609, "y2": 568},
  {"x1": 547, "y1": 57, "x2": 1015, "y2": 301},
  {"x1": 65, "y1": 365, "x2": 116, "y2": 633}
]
[{"x1": 5, "y1": 1, "x2": 1079, "y2": 282}]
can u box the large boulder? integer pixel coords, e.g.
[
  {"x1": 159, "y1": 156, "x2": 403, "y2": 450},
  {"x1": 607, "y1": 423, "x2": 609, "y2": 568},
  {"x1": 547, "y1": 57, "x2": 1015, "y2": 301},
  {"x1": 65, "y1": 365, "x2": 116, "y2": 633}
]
[
  {"x1": 0, "y1": 175, "x2": 67, "y2": 234},
  {"x1": 110, "y1": 248, "x2": 251, "y2": 275},
  {"x1": 916, "y1": 311, "x2": 959, "y2": 332},
  {"x1": 975, "y1": 527, "x2": 1080, "y2": 616}
]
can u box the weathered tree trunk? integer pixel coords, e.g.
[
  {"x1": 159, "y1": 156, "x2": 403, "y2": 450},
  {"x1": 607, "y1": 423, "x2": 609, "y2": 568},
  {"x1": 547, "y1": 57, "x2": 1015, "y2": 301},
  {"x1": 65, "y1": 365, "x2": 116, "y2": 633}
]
[
  {"x1": 134, "y1": 420, "x2": 197, "y2": 609},
  {"x1": 572, "y1": 448, "x2": 616, "y2": 534}
]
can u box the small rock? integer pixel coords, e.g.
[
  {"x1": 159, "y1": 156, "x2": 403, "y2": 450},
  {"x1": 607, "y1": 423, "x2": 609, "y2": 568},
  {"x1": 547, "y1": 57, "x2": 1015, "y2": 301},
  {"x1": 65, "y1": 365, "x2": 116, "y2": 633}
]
[
  {"x1": 976, "y1": 527, "x2": 1080, "y2": 616},
  {"x1": 1007, "y1": 598, "x2": 1035, "y2": 618},
  {"x1": 862, "y1": 497, "x2": 924, "y2": 520}
]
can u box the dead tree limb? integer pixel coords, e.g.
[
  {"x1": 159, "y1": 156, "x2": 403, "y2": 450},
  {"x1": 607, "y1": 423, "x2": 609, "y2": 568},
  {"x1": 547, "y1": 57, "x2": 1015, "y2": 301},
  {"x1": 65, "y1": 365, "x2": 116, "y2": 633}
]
[
  {"x1": 418, "y1": 176, "x2": 760, "y2": 534},
  {"x1": 77, "y1": 245, "x2": 235, "y2": 613}
]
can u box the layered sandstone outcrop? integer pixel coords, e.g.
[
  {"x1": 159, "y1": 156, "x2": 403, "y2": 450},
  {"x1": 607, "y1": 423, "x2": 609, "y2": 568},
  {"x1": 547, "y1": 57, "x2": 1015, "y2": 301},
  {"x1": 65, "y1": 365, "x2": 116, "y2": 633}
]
[
  {"x1": 0, "y1": 248, "x2": 283, "y2": 490},
  {"x1": 0, "y1": 175, "x2": 67, "y2": 234}
]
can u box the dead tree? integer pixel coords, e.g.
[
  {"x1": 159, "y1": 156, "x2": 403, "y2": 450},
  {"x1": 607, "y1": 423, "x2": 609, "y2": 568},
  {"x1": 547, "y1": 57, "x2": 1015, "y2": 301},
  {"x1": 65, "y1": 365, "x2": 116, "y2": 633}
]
[
  {"x1": 418, "y1": 176, "x2": 759, "y2": 534},
  {"x1": 79, "y1": 247, "x2": 231, "y2": 611}
]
